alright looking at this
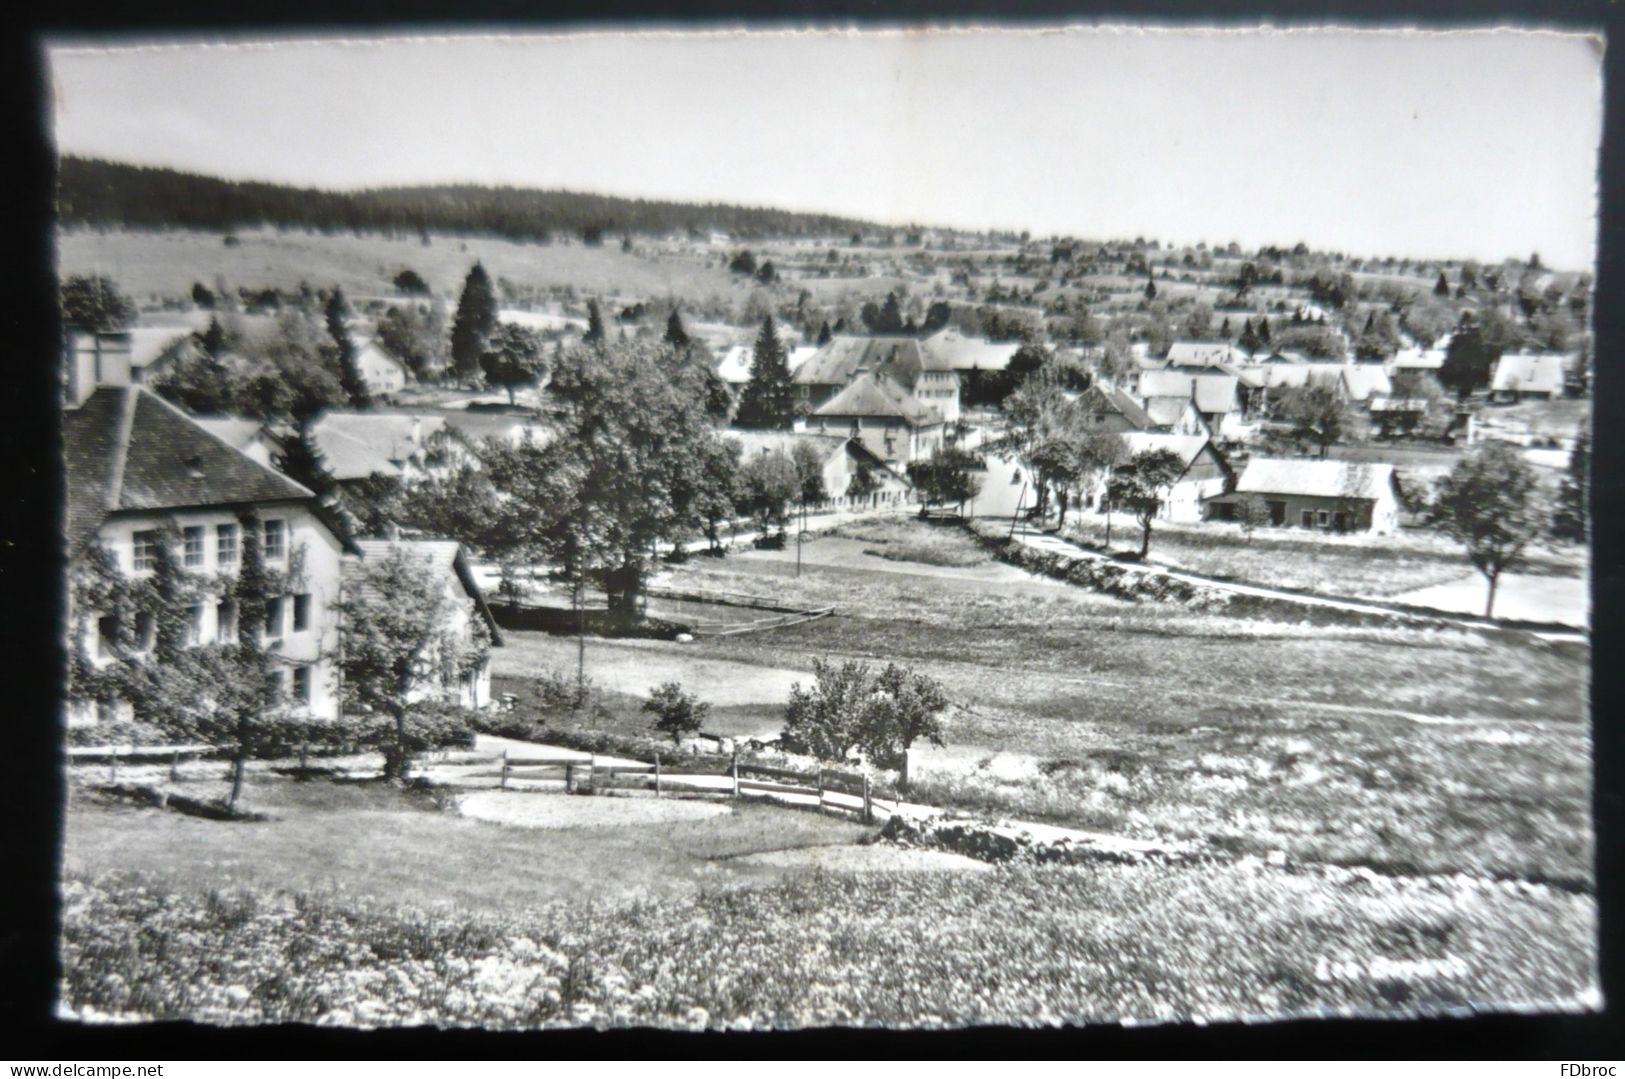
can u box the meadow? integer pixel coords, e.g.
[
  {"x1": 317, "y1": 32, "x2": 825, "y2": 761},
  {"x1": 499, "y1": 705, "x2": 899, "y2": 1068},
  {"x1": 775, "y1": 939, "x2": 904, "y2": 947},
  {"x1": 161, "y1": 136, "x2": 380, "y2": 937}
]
[
  {"x1": 484, "y1": 522, "x2": 1592, "y2": 886},
  {"x1": 57, "y1": 226, "x2": 745, "y2": 307}
]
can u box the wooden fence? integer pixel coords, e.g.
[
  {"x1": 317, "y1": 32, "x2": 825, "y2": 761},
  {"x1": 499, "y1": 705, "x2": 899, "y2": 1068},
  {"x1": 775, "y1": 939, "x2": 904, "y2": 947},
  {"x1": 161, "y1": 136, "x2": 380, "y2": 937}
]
[
  {"x1": 67, "y1": 743, "x2": 218, "y2": 783},
  {"x1": 418, "y1": 747, "x2": 900, "y2": 824}
]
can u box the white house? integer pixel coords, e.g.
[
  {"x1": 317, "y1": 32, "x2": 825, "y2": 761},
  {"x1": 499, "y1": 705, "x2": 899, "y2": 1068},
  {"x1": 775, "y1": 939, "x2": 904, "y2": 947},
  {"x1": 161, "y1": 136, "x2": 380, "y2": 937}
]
[
  {"x1": 804, "y1": 372, "x2": 946, "y2": 468},
  {"x1": 728, "y1": 430, "x2": 911, "y2": 511},
  {"x1": 1490, "y1": 353, "x2": 1566, "y2": 401},
  {"x1": 354, "y1": 337, "x2": 410, "y2": 398},
  {"x1": 64, "y1": 385, "x2": 353, "y2": 725},
  {"x1": 1103, "y1": 433, "x2": 1233, "y2": 523},
  {"x1": 347, "y1": 539, "x2": 502, "y2": 710},
  {"x1": 1204, "y1": 457, "x2": 1402, "y2": 535}
]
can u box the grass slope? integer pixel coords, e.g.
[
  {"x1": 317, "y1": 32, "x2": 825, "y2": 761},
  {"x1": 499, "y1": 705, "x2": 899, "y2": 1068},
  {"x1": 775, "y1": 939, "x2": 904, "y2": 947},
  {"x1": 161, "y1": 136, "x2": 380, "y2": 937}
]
[{"x1": 57, "y1": 226, "x2": 743, "y2": 306}]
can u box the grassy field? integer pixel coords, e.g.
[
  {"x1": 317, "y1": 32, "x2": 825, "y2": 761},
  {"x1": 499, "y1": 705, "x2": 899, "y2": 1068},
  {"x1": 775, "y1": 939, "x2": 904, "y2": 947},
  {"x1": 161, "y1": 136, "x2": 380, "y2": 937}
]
[
  {"x1": 486, "y1": 522, "x2": 1592, "y2": 884},
  {"x1": 831, "y1": 518, "x2": 991, "y2": 567},
  {"x1": 1059, "y1": 515, "x2": 1586, "y2": 599},
  {"x1": 63, "y1": 775, "x2": 871, "y2": 911},
  {"x1": 57, "y1": 226, "x2": 745, "y2": 306},
  {"x1": 61, "y1": 858, "x2": 1596, "y2": 1027}
]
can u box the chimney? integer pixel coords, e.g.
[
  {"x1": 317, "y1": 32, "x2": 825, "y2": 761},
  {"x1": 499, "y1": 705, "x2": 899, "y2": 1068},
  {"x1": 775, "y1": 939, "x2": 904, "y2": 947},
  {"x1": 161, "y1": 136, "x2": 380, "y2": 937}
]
[{"x1": 63, "y1": 329, "x2": 133, "y2": 408}]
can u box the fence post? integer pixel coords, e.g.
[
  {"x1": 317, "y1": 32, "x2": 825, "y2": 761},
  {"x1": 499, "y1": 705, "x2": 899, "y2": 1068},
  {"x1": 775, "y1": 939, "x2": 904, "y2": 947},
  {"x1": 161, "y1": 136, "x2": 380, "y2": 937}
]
[
  {"x1": 169, "y1": 750, "x2": 181, "y2": 783},
  {"x1": 863, "y1": 773, "x2": 873, "y2": 824},
  {"x1": 589, "y1": 753, "x2": 596, "y2": 793},
  {"x1": 299, "y1": 739, "x2": 308, "y2": 773},
  {"x1": 499, "y1": 750, "x2": 509, "y2": 790},
  {"x1": 565, "y1": 762, "x2": 574, "y2": 793},
  {"x1": 731, "y1": 749, "x2": 740, "y2": 798},
  {"x1": 817, "y1": 768, "x2": 825, "y2": 814},
  {"x1": 654, "y1": 753, "x2": 662, "y2": 798}
]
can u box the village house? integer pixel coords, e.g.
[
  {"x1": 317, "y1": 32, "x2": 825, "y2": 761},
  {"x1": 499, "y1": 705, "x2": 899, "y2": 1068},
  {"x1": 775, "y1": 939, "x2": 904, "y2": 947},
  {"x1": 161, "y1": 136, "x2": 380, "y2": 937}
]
[
  {"x1": 353, "y1": 337, "x2": 411, "y2": 398},
  {"x1": 1137, "y1": 370, "x2": 1243, "y2": 438},
  {"x1": 346, "y1": 539, "x2": 502, "y2": 710},
  {"x1": 1490, "y1": 352, "x2": 1567, "y2": 401},
  {"x1": 1074, "y1": 383, "x2": 1158, "y2": 433},
  {"x1": 1162, "y1": 340, "x2": 1243, "y2": 369},
  {"x1": 1204, "y1": 457, "x2": 1402, "y2": 535},
  {"x1": 729, "y1": 430, "x2": 911, "y2": 511},
  {"x1": 791, "y1": 336, "x2": 962, "y2": 423},
  {"x1": 803, "y1": 371, "x2": 946, "y2": 468},
  {"x1": 1100, "y1": 433, "x2": 1233, "y2": 523},
  {"x1": 64, "y1": 383, "x2": 354, "y2": 725}
]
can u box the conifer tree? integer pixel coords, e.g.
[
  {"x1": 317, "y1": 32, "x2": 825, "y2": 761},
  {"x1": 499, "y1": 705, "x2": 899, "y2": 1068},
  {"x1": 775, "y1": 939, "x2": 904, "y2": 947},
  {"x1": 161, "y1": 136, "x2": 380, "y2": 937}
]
[
  {"x1": 1435, "y1": 271, "x2": 1452, "y2": 297},
  {"x1": 734, "y1": 316, "x2": 794, "y2": 429},
  {"x1": 450, "y1": 262, "x2": 497, "y2": 382},
  {"x1": 325, "y1": 288, "x2": 370, "y2": 407},
  {"x1": 817, "y1": 320, "x2": 833, "y2": 346},
  {"x1": 585, "y1": 299, "x2": 606, "y2": 345},
  {"x1": 664, "y1": 308, "x2": 690, "y2": 349}
]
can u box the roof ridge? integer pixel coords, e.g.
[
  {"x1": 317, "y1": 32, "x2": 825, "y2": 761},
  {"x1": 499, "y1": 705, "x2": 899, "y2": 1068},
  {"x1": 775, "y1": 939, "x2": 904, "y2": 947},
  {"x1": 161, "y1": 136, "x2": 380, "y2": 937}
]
[{"x1": 104, "y1": 386, "x2": 137, "y2": 514}]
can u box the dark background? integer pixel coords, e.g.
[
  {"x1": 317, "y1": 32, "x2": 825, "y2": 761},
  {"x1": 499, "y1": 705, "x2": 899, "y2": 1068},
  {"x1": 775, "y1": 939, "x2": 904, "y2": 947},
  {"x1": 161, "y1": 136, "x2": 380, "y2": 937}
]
[{"x1": 3, "y1": 0, "x2": 1620, "y2": 1059}]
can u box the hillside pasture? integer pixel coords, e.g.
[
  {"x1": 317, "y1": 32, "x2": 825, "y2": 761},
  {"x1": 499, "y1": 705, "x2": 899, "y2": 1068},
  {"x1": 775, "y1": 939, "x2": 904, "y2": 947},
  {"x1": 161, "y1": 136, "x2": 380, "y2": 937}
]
[{"x1": 57, "y1": 226, "x2": 744, "y2": 306}]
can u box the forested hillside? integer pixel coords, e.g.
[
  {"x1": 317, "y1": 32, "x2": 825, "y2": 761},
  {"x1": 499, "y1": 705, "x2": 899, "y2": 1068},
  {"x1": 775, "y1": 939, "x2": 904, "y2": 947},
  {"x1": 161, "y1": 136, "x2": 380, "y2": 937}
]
[{"x1": 56, "y1": 157, "x2": 883, "y2": 243}]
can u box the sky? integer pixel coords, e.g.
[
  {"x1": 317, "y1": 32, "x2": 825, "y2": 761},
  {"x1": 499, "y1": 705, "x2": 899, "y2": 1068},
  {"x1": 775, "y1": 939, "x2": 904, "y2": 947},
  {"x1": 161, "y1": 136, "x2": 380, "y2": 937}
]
[{"x1": 48, "y1": 27, "x2": 1605, "y2": 270}]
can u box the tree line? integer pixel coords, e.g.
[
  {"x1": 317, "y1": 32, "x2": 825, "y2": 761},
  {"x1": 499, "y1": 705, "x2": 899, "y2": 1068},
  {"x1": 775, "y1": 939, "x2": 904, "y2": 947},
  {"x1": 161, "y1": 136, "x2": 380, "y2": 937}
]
[{"x1": 58, "y1": 156, "x2": 881, "y2": 243}]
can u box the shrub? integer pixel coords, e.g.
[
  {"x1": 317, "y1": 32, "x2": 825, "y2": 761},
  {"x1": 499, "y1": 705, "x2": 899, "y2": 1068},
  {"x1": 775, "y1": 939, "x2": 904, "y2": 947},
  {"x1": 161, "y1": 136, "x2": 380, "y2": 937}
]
[{"x1": 642, "y1": 682, "x2": 711, "y2": 744}]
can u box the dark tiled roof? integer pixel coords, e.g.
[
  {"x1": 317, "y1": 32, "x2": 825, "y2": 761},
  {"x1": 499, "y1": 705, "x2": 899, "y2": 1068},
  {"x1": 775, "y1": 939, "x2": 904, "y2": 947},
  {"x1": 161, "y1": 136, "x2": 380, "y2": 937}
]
[
  {"x1": 63, "y1": 386, "x2": 315, "y2": 556},
  {"x1": 1078, "y1": 384, "x2": 1155, "y2": 429}
]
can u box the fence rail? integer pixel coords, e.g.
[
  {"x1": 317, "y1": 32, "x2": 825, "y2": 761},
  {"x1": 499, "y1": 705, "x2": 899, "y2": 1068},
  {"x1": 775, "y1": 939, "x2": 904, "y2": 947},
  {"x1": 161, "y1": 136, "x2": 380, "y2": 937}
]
[{"x1": 422, "y1": 747, "x2": 887, "y2": 823}]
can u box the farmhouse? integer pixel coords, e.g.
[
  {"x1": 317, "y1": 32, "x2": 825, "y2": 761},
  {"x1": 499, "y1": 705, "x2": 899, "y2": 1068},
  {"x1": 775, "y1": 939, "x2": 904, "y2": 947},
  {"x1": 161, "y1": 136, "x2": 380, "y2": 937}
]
[
  {"x1": 1303, "y1": 363, "x2": 1393, "y2": 404},
  {"x1": 1490, "y1": 353, "x2": 1566, "y2": 401},
  {"x1": 1138, "y1": 370, "x2": 1243, "y2": 438},
  {"x1": 1162, "y1": 340, "x2": 1243, "y2": 369},
  {"x1": 1104, "y1": 433, "x2": 1233, "y2": 523},
  {"x1": 64, "y1": 384, "x2": 353, "y2": 725},
  {"x1": 729, "y1": 430, "x2": 911, "y2": 510},
  {"x1": 804, "y1": 371, "x2": 945, "y2": 468},
  {"x1": 346, "y1": 539, "x2": 502, "y2": 710},
  {"x1": 1075, "y1": 383, "x2": 1158, "y2": 432},
  {"x1": 353, "y1": 337, "x2": 410, "y2": 398},
  {"x1": 792, "y1": 336, "x2": 961, "y2": 423},
  {"x1": 1204, "y1": 457, "x2": 1401, "y2": 535}
]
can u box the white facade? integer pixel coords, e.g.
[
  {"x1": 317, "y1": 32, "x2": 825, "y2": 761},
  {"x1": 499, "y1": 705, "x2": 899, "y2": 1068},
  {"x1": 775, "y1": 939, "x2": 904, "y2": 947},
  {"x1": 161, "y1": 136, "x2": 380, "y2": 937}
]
[{"x1": 72, "y1": 502, "x2": 347, "y2": 723}]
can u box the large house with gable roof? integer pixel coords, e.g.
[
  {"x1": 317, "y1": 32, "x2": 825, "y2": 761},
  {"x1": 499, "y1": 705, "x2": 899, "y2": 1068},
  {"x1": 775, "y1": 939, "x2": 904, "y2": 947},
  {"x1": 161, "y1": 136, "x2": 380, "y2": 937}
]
[{"x1": 64, "y1": 384, "x2": 356, "y2": 725}]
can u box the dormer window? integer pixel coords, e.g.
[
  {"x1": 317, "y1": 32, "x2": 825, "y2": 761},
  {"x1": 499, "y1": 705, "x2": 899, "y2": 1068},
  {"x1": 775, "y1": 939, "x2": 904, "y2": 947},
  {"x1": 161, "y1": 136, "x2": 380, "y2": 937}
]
[{"x1": 183, "y1": 454, "x2": 205, "y2": 479}]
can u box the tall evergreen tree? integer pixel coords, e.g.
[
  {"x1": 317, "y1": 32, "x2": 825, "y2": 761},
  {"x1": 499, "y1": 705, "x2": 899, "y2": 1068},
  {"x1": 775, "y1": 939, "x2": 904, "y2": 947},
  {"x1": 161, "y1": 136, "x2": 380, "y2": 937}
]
[
  {"x1": 450, "y1": 262, "x2": 497, "y2": 382},
  {"x1": 585, "y1": 299, "x2": 607, "y2": 345},
  {"x1": 1144, "y1": 274, "x2": 1157, "y2": 301},
  {"x1": 817, "y1": 320, "x2": 833, "y2": 346},
  {"x1": 664, "y1": 308, "x2": 690, "y2": 349},
  {"x1": 325, "y1": 288, "x2": 371, "y2": 407},
  {"x1": 734, "y1": 316, "x2": 794, "y2": 429},
  {"x1": 1434, "y1": 271, "x2": 1452, "y2": 297}
]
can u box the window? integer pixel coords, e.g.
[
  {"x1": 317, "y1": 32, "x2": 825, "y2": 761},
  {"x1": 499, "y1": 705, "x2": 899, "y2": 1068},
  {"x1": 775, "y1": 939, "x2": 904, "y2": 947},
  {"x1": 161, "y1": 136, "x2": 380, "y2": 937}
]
[
  {"x1": 186, "y1": 605, "x2": 203, "y2": 646},
  {"x1": 96, "y1": 614, "x2": 118, "y2": 659},
  {"x1": 264, "y1": 597, "x2": 284, "y2": 639},
  {"x1": 216, "y1": 524, "x2": 238, "y2": 566},
  {"x1": 132, "y1": 530, "x2": 158, "y2": 571},
  {"x1": 292, "y1": 666, "x2": 311, "y2": 705},
  {"x1": 292, "y1": 593, "x2": 311, "y2": 633},
  {"x1": 263, "y1": 519, "x2": 286, "y2": 560},
  {"x1": 96, "y1": 698, "x2": 116, "y2": 726},
  {"x1": 1317, "y1": 510, "x2": 1330, "y2": 528},
  {"x1": 133, "y1": 612, "x2": 155, "y2": 652},
  {"x1": 216, "y1": 600, "x2": 236, "y2": 642},
  {"x1": 1300, "y1": 510, "x2": 1314, "y2": 528},
  {"x1": 183, "y1": 526, "x2": 206, "y2": 567}
]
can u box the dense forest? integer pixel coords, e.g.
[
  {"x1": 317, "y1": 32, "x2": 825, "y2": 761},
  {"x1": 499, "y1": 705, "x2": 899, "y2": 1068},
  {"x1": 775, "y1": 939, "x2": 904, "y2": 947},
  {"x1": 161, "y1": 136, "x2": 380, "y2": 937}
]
[{"x1": 55, "y1": 157, "x2": 883, "y2": 243}]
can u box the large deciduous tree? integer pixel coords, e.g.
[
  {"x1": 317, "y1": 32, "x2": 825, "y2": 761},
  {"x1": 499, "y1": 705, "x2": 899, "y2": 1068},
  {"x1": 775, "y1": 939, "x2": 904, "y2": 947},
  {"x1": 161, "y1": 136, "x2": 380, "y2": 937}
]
[
  {"x1": 1275, "y1": 384, "x2": 1350, "y2": 459},
  {"x1": 1107, "y1": 448, "x2": 1186, "y2": 558},
  {"x1": 1433, "y1": 440, "x2": 1542, "y2": 617},
  {"x1": 906, "y1": 446, "x2": 984, "y2": 515},
  {"x1": 480, "y1": 322, "x2": 547, "y2": 406},
  {"x1": 335, "y1": 545, "x2": 490, "y2": 779},
  {"x1": 61, "y1": 274, "x2": 138, "y2": 332}
]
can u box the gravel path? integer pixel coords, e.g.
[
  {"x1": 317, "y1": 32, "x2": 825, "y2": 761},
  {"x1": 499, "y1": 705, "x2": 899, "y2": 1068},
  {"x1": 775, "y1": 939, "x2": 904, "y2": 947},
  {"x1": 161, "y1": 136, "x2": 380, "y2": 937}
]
[{"x1": 457, "y1": 790, "x2": 733, "y2": 829}]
